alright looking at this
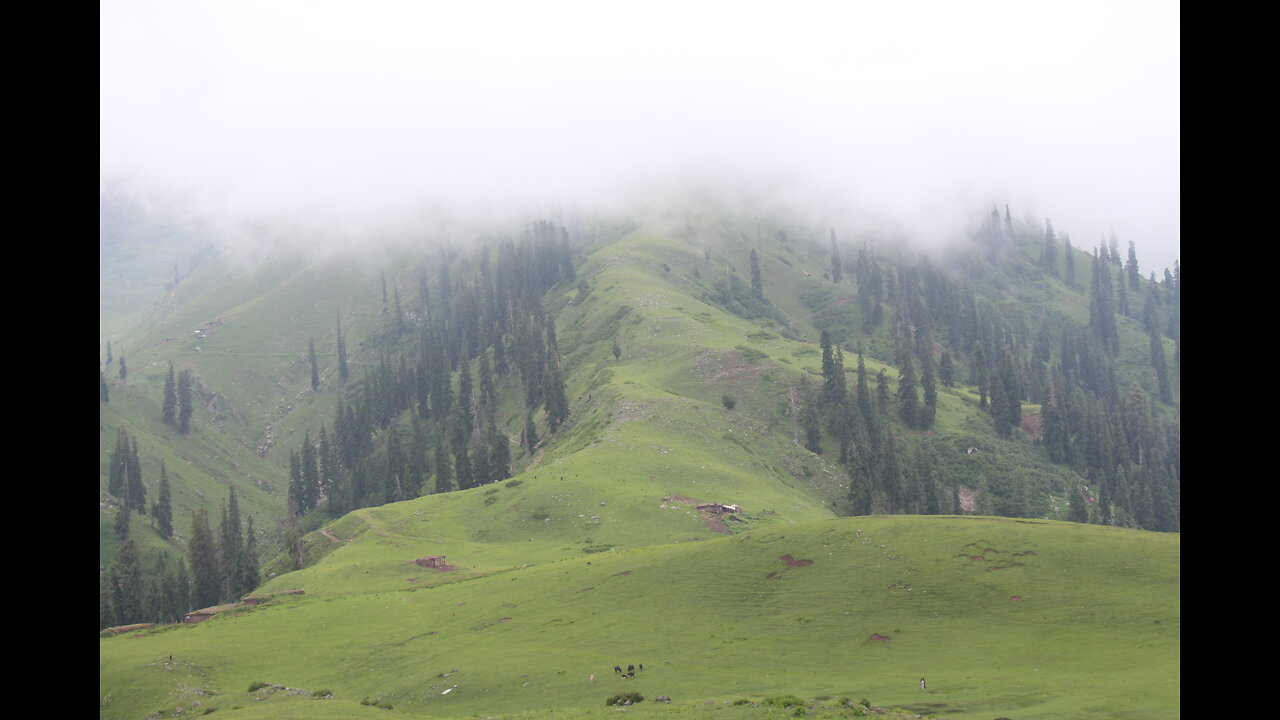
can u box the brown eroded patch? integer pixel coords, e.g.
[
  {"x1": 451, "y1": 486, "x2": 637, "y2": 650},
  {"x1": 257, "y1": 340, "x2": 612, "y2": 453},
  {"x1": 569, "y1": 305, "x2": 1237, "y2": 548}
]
[
  {"x1": 866, "y1": 633, "x2": 892, "y2": 643},
  {"x1": 779, "y1": 554, "x2": 814, "y2": 568},
  {"x1": 699, "y1": 349, "x2": 772, "y2": 383},
  {"x1": 766, "y1": 571, "x2": 782, "y2": 580},
  {"x1": 1010, "y1": 596, "x2": 1023, "y2": 602},
  {"x1": 704, "y1": 514, "x2": 731, "y2": 534}
]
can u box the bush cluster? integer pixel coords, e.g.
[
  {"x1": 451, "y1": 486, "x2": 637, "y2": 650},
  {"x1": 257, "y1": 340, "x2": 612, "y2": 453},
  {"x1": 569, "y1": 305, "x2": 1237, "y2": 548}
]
[{"x1": 606, "y1": 691, "x2": 644, "y2": 706}]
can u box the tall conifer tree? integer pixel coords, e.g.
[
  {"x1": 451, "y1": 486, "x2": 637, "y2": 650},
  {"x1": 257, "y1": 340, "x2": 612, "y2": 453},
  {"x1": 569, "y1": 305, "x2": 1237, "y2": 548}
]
[
  {"x1": 178, "y1": 369, "x2": 194, "y2": 434},
  {"x1": 309, "y1": 337, "x2": 320, "y2": 391},
  {"x1": 749, "y1": 248, "x2": 764, "y2": 299},
  {"x1": 337, "y1": 311, "x2": 349, "y2": 383},
  {"x1": 188, "y1": 508, "x2": 221, "y2": 609},
  {"x1": 163, "y1": 362, "x2": 177, "y2": 425},
  {"x1": 156, "y1": 461, "x2": 173, "y2": 538}
]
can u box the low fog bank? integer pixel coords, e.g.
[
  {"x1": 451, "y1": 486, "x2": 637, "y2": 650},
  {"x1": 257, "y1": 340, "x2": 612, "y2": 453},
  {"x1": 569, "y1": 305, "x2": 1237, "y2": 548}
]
[{"x1": 102, "y1": 1, "x2": 1178, "y2": 273}]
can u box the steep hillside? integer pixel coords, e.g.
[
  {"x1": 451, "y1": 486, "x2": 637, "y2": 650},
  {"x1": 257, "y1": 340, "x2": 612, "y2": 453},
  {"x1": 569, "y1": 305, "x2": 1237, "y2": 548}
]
[{"x1": 102, "y1": 198, "x2": 1178, "y2": 718}]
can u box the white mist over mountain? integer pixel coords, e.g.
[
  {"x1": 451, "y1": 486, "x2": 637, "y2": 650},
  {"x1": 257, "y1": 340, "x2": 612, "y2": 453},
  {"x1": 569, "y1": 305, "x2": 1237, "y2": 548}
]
[{"x1": 101, "y1": 0, "x2": 1179, "y2": 272}]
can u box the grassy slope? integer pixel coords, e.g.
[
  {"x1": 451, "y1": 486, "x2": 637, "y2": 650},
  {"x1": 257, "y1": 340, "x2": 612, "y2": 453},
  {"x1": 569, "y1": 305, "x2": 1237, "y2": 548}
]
[
  {"x1": 103, "y1": 220, "x2": 1178, "y2": 720},
  {"x1": 100, "y1": 516, "x2": 1179, "y2": 720},
  {"x1": 100, "y1": 243, "x2": 413, "y2": 567}
]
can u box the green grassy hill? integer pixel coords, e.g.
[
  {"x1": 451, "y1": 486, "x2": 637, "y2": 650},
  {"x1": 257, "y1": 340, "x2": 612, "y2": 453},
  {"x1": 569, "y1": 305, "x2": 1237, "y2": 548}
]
[
  {"x1": 100, "y1": 515, "x2": 1178, "y2": 719},
  {"x1": 101, "y1": 199, "x2": 1179, "y2": 718}
]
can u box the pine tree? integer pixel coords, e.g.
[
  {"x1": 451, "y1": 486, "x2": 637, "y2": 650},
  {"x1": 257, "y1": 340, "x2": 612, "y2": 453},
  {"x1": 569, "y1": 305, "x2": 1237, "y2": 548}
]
[
  {"x1": 1063, "y1": 233, "x2": 1076, "y2": 286},
  {"x1": 394, "y1": 282, "x2": 405, "y2": 338},
  {"x1": 301, "y1": 432, "x2": 320, "y2": 512},
  {"x1": 109, "y1": 430, "x2": 128, "y2": 497},
  {"x1": 1089, "y1": 249, "x2": 1120, "y2": 356},
  {"x1": 856, "y1": 347, "x2": 874, "y2": 429},
  {"x1": 544, "y1": 361, "x2": 569, "y2": 433},
  {"x1": 174, "y1": 558, "x2": 191, "y2": 617},
  {"x1": 156, "y1": 461, "x2": 173, "y2": 538},
  {"x1": 848, "y1": 466, "x2": 873, "y2": 516},
  {"x1": 309, "y1": 337, "x2": 320, "y2": 391},
  {"x1": 178, "y1": 369, "x2": 194, "y2": 435},
  {"x1": 1117, "y1": 267, "x2": 1129, "y2": 317},
  {"x1": 749, "y1": 248, "x2": 764, "y2": 299},
  {"x1": 1107, "y1": 231, "x2": 1122, "y2": 265},
  {"x1": 217, "y1": 500, "x2": 239, "y2": 602},
  {"x1": 971, "y1": 342, "x2": 988, "y2": 409},
  {"x1": 1069, "y1": 484, "x2": 1090, "y2": 523},
  {"x1": 287, "y1": 450, "x2": 303, "y2": 517},
  {"x1": 115, "y1": 503, "x2": 131, "y2": 540},
  {"x1": 385, "y1": 425, "x2": 405, "y2": 502},
  {"x1": 876, "y1": 369, "x2": 890, "y2": 416},
  {"x1": 1126, "y1": 240, "x2": 1141, "y2": 290},
  {"x1": 223, "y1": 489, "x2": 247, "y2": 599},
  {"x1": 897, "y1": 352, "x2": 918, "y2": 429},
  {"x1": 1042, "y1": 370, "x2": 1068, "y2": 464},
  {"x1": 879, "y1": 426, "x2": 902, "y2": 512},
  {"x1": 1000, "y1": 349, "x2": 1021, "y2": 433},
  {"x1": 189, "y1": 508, "x2": 221, "y2": 609},
  {"x1": 406, "y1": 421, "x2": 428, "y2": 499},
  {"x1": 163, "y1": 362, "x2": 177, "y2": 425},
  {"x1": 337, "y1": 311, "x2": 349, "y2": 383},
  {"x1": 820, "y1": 331, "x2": 845, "y2": 406},
  {"x1": 1042, "y1": 218, "x2": 1058, "y2": 277},
  {"x1": 243, "y1": 515, "x2": 260, "y2": 593},
  {"x1": 829, "y1": 229, "x2": 843, "y2": 284},
  {"x1": 487, "y1": 418, "x2": 510, "y2": 482},
  {"x1": 112, "y1": 539, "x2": 145, "y2": 625},
  {"x1": 939, "y1": 351, "x2": 953, "y2": 388},
  {"x1": 126, "y1": 437, "x2": 146, "y2": 513},
  {"x1": 802, "y1": 393, "x2": 822, "y2": 454},
  {"x1": 1150, "y1": 331, "x2": 1172, "y2": 405},
  {"x1": 920, "y1": 349, "x2": 937, "y2": 430},
  {"x1": 989, "y1": 371, "x2": 1010, "y2": 438},
  {"x1": 101, "y1": 368, "x2": 110, "y2": 403},
  {"x1": 434, "y1": 433, "x2": 453, "y2": 494},
  {"x1": 119, "y1": 352, "x2": 127, "y2": 381},
  {"x1": 454, "y1": 445, "x2": 474, "y2": 491}
]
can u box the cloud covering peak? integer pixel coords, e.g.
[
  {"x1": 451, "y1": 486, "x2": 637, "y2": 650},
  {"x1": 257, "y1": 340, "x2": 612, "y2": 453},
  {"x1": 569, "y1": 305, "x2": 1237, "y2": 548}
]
[{"x1": 101, "y1": 1, "x2": 1179, "y2": 269}]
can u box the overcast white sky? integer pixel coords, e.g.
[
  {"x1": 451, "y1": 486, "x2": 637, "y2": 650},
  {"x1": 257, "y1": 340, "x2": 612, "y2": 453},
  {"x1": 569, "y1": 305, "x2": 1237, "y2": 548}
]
[{"x1": 101, "y1": 0, "x2": 1179, "y2": 271}]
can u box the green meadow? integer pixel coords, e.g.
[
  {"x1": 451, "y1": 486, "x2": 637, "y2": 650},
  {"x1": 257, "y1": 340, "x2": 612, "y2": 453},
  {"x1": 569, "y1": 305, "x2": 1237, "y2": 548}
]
[{"x1": 101, "y1": 514, "x2": 1178, "y2": 719}]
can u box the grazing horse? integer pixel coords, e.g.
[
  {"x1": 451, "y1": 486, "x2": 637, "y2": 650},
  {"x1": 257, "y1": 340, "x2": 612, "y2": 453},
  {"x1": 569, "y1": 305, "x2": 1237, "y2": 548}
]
[
  {"x1": 627, "y1": 664, "x2": 635, "y2": 673},
  {"x1": 614, "y1": 665, "x2": 622, "y2": 674}
]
